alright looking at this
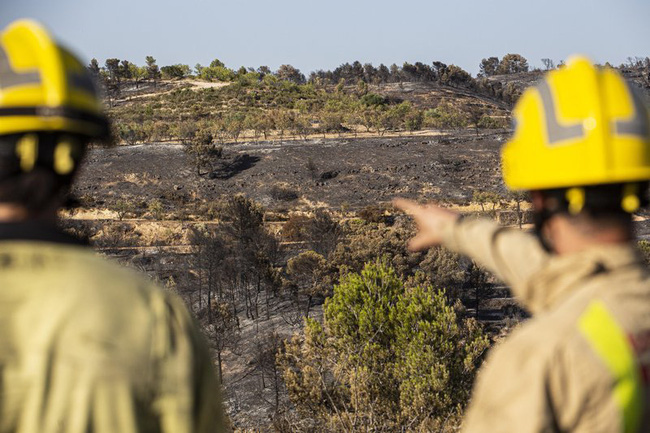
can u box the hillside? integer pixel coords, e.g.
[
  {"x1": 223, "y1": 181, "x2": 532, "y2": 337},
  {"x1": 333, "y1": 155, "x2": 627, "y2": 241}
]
[{"x1": 71, "y1": 61, "x2": 650, "y2": 431}]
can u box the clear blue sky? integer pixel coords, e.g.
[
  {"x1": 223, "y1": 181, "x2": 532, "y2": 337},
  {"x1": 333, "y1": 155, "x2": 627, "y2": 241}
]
[{"x1": 2, "y1": 0, "x2": 649, "y2": 76}]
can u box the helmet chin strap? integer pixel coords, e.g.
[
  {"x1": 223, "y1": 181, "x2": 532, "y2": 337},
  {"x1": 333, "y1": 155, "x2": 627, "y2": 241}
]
[{"x1": 533, "y1": 207, "x2": 556, "y2": 254}]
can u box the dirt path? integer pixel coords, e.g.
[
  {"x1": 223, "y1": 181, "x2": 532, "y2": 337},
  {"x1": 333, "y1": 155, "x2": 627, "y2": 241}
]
[{"x1": 184, "y1": 80, "x2": 231, "y2": 90}]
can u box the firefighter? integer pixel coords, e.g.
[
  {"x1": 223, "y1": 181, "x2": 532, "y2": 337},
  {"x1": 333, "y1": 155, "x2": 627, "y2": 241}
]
[
  {"x1": 0, "y1": 19, "x2": 224, "y2": 432},
  {"x1": 395, "y1": 56, "x2": 650, "y2": 432}
]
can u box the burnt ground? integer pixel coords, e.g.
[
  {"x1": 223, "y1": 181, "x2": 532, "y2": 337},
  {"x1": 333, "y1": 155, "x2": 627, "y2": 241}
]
[
  {"x1": 70, "y1": 131, "x2": 650, "y2": 430},
  {"x1": 67, "y1": 131, "x2": 511, "y2": 430},
  {"x1": 74, "y1": 130, "x2": 508, "y2": 215}
]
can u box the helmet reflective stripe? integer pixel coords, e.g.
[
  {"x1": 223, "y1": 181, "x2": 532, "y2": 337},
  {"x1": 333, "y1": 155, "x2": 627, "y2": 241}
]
[
  {"x1": 537, "y1": 79, "x2": 584, "y2": 145},
  {"x1": 0, "y1": 45, "x2": 41, "y2": 89},
  {"x1": 0, "y1": 20, "x2": 108, "y2": 139},
  {"x1": 616, "y1": 85, "x2": 650, "y2": 138}
]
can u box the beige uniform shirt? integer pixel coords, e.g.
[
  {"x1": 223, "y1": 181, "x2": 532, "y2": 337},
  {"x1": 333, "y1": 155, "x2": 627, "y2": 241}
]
[
  {"x1": 441, "y1": 217, "x2": 650, "y2": 433},
  {"x1": 0, "y1": 237, "x2": 224, "y2": 433}
]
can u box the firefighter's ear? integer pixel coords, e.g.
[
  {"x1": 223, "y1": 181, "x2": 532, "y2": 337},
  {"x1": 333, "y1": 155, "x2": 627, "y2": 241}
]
[{"x1": 530, "y1": 191, "x2": 545, "y2": 212}]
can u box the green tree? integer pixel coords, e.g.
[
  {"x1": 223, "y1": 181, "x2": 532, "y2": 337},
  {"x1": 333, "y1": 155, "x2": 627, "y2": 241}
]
[
  {"x1": 508, "y1": 190, "x2": 529, "y2": 228},
  {"x1": 129, "y1": 64, "x2": 147, "y2": 88},
  {"x1": 468, "y1": 105, "x2": 486, "y2": 136},
  {"x1": 87, "y1": 58, "x2": 100, "y2": 76},
  {"x1": 209, "y1": 58, "x2": 225, "y2": 68},
  {"x1": 113, "y1": 199, "x2": 133, "y2": 221},
  {"x1": 148, "y1": 199, "x2": 164, "y2": 220},
  {"x1": 187, "y1": 129, "x2": 221, "y2": 175},
  {"x1": 441, "y1": 64, "x2": 473, "y2": 87},
  {"x1": 119, "y1": 60, "x2": 133, "y2": 81},
  {"x1": 405, "y1": 109, "x2": 424, "y2": 132},
  {"x1": 479, "y1": 57, "x2": 500, "y2": 76},
  {"x1": 105, "y1": 58, "x2": 121, "y2": 82},
  {"x1": 201, "y1": 66, "x2": 235, "y2": 82},
  {"x1": 161, "y1": 64, "x2": 191, "y2": 79},
  {"x1": 279, "y1": 261, "x2": 489, "y2": 432},
  {"x1": 145, "y1": 55, "x2": 161, "y2": 85},
  {"x1": 498, "y1": 54, "x2": 529, "y2": 74},
  {"x1": 286, "y1": 251, "x2": 328, "y2": 317},
  {"x1": 276, "y1": 64, "x2": 306, "y2": 84}
]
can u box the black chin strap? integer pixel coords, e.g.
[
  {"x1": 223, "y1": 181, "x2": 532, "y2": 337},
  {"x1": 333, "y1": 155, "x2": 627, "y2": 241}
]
[{"x1": 533, "y1": 208, "x2": 555, "y2": 253}]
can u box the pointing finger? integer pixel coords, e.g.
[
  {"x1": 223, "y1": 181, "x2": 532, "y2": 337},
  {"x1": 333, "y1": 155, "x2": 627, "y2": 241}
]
[
  {"x1": 408, "y1": 234, "x2": 433, "y2": 252},
  {"x1": 393, "y1": 198, "x2": 422, "y2": 215}
]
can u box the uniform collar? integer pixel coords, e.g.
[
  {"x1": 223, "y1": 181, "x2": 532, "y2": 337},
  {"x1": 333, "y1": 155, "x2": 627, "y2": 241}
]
[
  {"x1": 522, "y1": 243, "x2": 644, "y2": 313},
  {"x1": 0, "y1": 221, "x2": 86, "y2": 246}
]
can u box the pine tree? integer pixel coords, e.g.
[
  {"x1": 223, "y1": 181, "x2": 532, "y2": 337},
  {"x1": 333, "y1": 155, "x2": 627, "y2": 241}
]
[{"x1": 278, "y1": 260, "x2": 489, "y2": 432}]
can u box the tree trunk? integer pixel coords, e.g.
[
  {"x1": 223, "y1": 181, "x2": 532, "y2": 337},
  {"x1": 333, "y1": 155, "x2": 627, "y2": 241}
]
[
  {"x1": 306, "y1": 295, "x2": 312, "y2": 318},
  {"x1": 217, "y1": 351, "x2": 223, "y2": 384}
]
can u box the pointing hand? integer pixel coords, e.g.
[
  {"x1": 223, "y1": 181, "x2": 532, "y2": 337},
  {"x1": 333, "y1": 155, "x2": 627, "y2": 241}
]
[{"x1": 393, "y1": 198, "x2": 460, "y2": 251}]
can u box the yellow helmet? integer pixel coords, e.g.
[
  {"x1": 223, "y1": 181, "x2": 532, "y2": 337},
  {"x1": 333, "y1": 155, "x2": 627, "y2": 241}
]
[
  {"x1": 0, "y1": 19, "x2": 109, "y2": 139},
  {"x1": 502, "y1": 56, "x2": 650, "y2": 193}
]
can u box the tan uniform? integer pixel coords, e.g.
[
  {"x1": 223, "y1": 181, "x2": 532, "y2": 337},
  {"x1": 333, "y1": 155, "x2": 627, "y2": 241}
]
[
  {"x1": 441, "y1": 217, "x2": 650, "y2": 433},
  {"x1": 0, "y1": 228, "x2": 224, "y2": 433}
]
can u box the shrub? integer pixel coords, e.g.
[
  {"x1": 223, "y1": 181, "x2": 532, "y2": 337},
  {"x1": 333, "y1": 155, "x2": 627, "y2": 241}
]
[
  {"x1": 147, "y1": 199, "x2": 164, "y2": 220},
  {"x1": 357, "y1": 204, "x2": 388, "y2": 224},
  {"x1": 278, "y1": 261, "x2": 489, "y2": 432},
  {"x1": 270, "y1": 185, "x2": 300, "y2": 202},
  {"x1": 360, "y1": 93, "x2": 388, "y2": 107}
]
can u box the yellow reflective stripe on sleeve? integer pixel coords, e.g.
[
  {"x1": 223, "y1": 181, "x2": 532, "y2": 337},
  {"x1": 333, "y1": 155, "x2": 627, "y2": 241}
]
[{"x1": 578, "y1": 301, "x2": 643, "y2": 433}]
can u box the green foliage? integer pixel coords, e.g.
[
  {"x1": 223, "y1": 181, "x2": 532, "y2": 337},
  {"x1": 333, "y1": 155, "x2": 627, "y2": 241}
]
[
  {"x1": 147, "y1": 199, "x2": 164, "y2": 220},
  {"x1": 286, "y1": 251, "x2": 329, "y2": 315},
  {"x1": 116, "y1": 122, "x2": 147, "y2": 145},
  {"x1": 360, "y1": 93, "x2": 388, "y2": 107},
  {"x1": 209, "y1": 58, "x2": 225, "y2": 68},
  {"x1": 176, "y1": 120, "x2": 198, "y2": 144},
  {"x1": 113, "y1": 199, "x2": 134, "y2": 221},
  {"x1": 479, "y1": 57, "x2": 500, "y2": 77},
  {"x1": 276, "y1": 64, "x2": 306, "y2": 84},
  {"x1": 200, "y1": 65, "x2": 236, "y2": 82},
  {"x1": 478, "y1": 114, "x2": 509, "y2": 129},
  {"x1": 108, "y1": 61, "x2": 512, "y2": 144},
  {"x1": 441, "y1": 64, "x2": 473, "y2": 87},
  {"x1": 186, "y1": 128, "x2": 222, "y2": 175},
  {"x1": 424, "y1": 101, "x2": 468, "y2": 129},
  {"x1": 472, "y1": 190, "x2": 502, "y2": 211},
  {"x1": 498, "y1": 54, "x2": 529, "y2": 74},
  {"x1": 405, "y1": 109, "x2": 424, "y2": 131},
  {"x1": 160, "y1": 64, "x2": 191, "y2": 79},
  {"x1": 145, "y1": 55, "x2": 161, "y2": 82},
  {"x1": 279, "y1": 261, "x2": 489, "y2": 432},
  {"x1": 329, "y1": 220, "x2": 421, "y2": 278}
]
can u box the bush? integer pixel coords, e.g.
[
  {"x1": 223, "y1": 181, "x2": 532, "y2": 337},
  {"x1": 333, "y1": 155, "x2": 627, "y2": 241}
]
[
  {"x1": 270, "y1": 185, "x2": 300, "y2": 201},
  {"x1": 147, "y1": 199, "x2": 164, "y2": 220},
  {"x1": 478, "y1": 114, "x2": 509, "y2": 129},
  {"x1": 116, "y1": 122, "x2": 146, "y2": 145},
  {"x1": 360, "y1": 93, "x2": 388, "y2": 107},
  {"x1": 357, "y1": 204, "x2": 389, "y2": 224},
  {"x1": 278, "y1": 261, "x2": 489, "y2": 432},
  {"x1": 282, "y1": 214, "x2": 310, "y2": 241},
  {"x1": 113, "y1": 199, "x2": 134, "y2": 221},
  {"x1": 424, "y1": 101, "x2": 468, "y2": 129}
]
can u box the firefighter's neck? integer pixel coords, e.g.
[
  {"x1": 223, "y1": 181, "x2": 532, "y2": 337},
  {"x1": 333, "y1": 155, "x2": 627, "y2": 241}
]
[{"x1": 543, "y1": 214, "x2": 633, "y2": 255}]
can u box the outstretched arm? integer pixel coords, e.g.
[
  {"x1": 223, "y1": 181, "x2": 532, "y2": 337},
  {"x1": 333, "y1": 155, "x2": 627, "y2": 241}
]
[{"x1": 394, "y1": 198, "x2": 550, "y2": 313}]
